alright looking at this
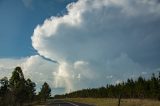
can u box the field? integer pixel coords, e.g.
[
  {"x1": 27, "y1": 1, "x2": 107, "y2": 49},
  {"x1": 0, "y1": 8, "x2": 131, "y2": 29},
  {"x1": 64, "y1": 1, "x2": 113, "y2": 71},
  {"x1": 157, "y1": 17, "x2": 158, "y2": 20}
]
[{"x1": 65, "y1": 98, "x2": 160, "y2": 106}]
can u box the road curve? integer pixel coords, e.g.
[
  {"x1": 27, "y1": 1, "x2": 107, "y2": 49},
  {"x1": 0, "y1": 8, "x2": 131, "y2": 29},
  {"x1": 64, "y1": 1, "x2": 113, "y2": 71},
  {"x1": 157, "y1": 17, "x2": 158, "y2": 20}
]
[{"x1": 46, "y1": 99, "x2": 95, "y2": 106}]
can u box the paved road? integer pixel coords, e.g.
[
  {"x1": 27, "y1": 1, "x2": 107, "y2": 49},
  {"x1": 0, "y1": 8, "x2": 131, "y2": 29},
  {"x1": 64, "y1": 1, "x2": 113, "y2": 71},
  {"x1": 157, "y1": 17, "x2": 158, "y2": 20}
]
[{"x1": 46, "y1": 99, "x2": 95, "y2": 106}]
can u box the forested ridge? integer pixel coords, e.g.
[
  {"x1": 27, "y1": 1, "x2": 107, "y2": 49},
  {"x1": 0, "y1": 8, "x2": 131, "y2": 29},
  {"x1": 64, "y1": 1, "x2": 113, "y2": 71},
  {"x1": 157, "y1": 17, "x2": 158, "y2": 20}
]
[
  {"x1": 55, "y1": 73, "x2": 160, "y2": 100},
  {"x1": 0, "y1": 67, "x2": 51, "y2": 106},
  {"x1": 1, "y1": 66, "x2": 160, "y2": 106}
]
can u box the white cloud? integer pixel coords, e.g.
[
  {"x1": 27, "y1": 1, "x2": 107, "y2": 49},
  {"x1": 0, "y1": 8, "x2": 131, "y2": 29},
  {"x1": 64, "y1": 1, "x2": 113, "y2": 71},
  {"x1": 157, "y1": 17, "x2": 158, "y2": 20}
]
[
  {"x1": 0, "y1": 56, "x2": 59, "y2": 94},
  {"x1": 1, "y1": 0, "x2": 160, "y2": 94},
  {"x1": 0, "y1": 58, "x2": 27, "y2": 78},
  {"x1": 30, "y1": 0, "x2": 160, "y2": 92},
  {"x1": 115, "y1": 80, "x2": 122, "y2": 84},
  {"x1": 52, "y1": 62, "x2": 74, "y2": 93},
  {"x1": 21, "y1": 55, "x2": 58, "y2": 89}
]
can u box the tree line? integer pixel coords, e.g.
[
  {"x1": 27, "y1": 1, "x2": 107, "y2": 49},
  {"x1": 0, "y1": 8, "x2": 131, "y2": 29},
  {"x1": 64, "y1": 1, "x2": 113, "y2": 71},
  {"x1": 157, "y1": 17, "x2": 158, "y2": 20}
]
[
  {"x1": 55, "y1": 72, "x2": 160, "y2": 100},
  {"x1": 0, "y1": 66, "x2": 51, "y2": 106}
]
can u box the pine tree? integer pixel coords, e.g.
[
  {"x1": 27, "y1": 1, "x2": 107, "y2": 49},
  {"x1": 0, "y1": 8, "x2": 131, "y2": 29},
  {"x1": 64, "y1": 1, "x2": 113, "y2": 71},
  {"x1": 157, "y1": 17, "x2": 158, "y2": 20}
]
[
  {"x1": 9, "y1": 67, "x2": 28, "y2": 105},
  {"x1": 39, "y1": 82, "x2": 51, "y2": 102}
]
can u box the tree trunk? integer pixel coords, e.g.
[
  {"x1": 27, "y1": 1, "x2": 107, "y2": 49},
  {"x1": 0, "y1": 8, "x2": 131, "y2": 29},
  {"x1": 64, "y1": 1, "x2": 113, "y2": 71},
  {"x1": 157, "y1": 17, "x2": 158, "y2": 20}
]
[{"x1": 118, "y1": 94, "x2": 121, "y2": 106}]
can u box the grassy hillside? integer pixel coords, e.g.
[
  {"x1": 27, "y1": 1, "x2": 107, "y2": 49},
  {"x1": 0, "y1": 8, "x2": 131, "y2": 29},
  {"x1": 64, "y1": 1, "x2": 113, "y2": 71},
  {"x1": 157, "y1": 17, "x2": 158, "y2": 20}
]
[{"x1": 65, "y1": 98, "x2": 160, "y2": 106}]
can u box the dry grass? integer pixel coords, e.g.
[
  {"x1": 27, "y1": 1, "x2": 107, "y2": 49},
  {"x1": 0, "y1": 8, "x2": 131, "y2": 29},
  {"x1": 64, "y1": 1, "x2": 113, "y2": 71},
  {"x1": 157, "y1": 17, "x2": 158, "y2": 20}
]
[{"x1": 65, "y1": 98, "x2": 160, "y2": 106}]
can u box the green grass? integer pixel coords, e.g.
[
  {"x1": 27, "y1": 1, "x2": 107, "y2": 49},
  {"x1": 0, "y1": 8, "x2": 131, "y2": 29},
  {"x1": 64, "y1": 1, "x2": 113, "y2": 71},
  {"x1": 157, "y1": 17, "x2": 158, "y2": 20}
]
[{"x1": 65, "y1": 98, "x2": 160, "y2": 106}]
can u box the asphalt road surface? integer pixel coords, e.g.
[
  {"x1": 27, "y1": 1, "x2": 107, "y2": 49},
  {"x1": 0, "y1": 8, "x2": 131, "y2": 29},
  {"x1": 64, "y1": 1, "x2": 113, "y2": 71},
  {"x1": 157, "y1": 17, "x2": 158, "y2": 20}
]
[{"x1": 46, "y1": 99, "x2": 95, "y2": 106}]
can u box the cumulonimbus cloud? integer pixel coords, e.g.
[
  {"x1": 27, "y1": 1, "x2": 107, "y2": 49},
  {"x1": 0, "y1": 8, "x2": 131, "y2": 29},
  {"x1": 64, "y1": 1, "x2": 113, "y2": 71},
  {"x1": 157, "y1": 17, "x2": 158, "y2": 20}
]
[
  {"x1": 31, "y1": 0, "x2": 160, "y2": 93},
  {"x1": 1, "y1": 0, "x2": 160, "y2": 94},
  {"x1": 30, "y1": 0, "x2": 160, "y2": 92}
]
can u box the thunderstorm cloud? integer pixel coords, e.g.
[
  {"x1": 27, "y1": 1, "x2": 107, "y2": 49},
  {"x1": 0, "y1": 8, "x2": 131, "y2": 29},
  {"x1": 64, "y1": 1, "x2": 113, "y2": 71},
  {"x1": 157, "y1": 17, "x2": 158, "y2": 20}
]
[{"x1": 1, "y1": 0, "x2": 160, "y2": 94}]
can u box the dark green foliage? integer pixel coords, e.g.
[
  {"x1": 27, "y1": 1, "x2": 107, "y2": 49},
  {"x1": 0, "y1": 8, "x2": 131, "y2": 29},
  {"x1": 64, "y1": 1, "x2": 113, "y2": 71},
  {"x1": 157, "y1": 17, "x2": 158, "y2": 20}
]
[
  {"x1": 9, "y1": 67, "x2": 26, "y2": 105},
  {"x1": 10, "y1": 67, "x2": 24, "y2": 86},
  {"x1": 55, "y1": 72, "x2": 160, "y2": 100},
  {"x1": 0, "y1": 67, "x2": 38, "y2": 106},
  {"x1": 0, "y1": 66, "x2": 52, "y2": 105},
  {"x1": 25, "y1": 78, "x2": 36, "y2": 102},
  {"x1": 0, "y1": 77, "x2": 10, "y2": 106},
  {"x1": 38, "y1": 82, "x2": 51, "y2": 101},
  {"x1": 0, "y1": 77, "x2": 9, "y2": 96}
]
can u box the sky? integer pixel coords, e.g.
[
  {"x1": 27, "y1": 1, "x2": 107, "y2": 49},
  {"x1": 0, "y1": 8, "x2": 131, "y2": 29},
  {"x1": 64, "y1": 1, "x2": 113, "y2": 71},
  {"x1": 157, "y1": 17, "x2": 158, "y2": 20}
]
[{"x1": 0, "y1": 0, "x2": 160, "y2": 95}]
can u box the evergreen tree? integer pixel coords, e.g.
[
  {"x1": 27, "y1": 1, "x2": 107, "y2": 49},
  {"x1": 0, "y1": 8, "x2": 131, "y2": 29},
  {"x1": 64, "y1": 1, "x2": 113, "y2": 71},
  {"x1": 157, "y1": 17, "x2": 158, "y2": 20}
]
[
  {"x1": 0, "y1": 77, "x2": 9, "y2": 96},
  {"x1": 25, "y1": 78, "x2": 36, "y2": 103},
  {"x1": 0, "y1": 77, "x2": 9, "y2": 106},
  {"x1": 9, "y1": 67, "x2": 26, "y2": 105},
  {"x1": 55, "y1": 72, "x2": 160, "y2": 101},
  {"x1": 0, "y1": 66, "x2": 51, "y2": 105},
  {"x1": 158, "y1": 72, "x2": 160, "y2": 100},
  {"x1": 39, "y1": 82, "x2": 51, "y2": 101}
]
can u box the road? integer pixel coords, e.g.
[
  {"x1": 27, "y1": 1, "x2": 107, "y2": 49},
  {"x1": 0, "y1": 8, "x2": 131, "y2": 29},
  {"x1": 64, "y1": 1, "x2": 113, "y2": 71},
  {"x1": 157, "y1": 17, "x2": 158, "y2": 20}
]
[{"x1": 46, "y1": 99, "x2": 95, "y2": 106}]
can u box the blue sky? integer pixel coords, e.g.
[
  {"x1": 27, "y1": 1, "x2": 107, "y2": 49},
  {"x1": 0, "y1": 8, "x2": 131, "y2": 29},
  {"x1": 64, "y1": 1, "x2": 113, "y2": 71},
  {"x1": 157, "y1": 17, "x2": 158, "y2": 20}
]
[
  {"x1": 0, "y1": 0, "x2": 160, "y2": 95},
  {"x1": 0, "y1": 0, "x2": 76, "y2": 58}
]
